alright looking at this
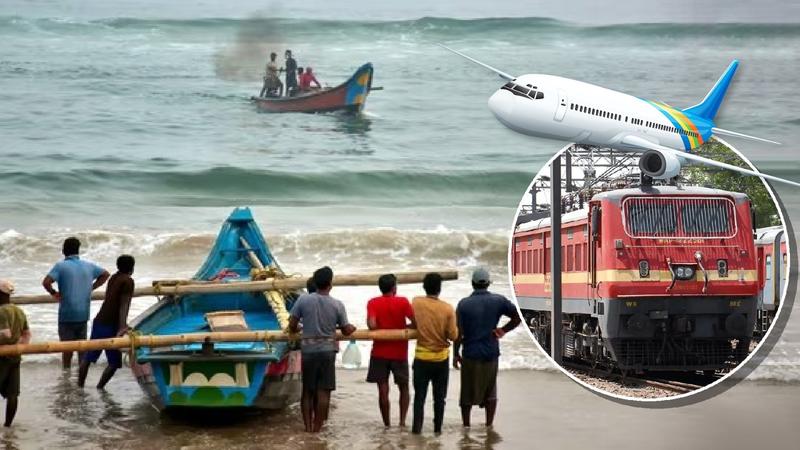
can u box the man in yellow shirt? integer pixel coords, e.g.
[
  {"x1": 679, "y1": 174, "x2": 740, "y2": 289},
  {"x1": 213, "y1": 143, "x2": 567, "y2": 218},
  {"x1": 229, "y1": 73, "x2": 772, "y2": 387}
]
[
  {"x1": 0, "y1": 279, "x2": 31, "y2": 427},
  {"x1": 410, "y1": 273, "x2": 458, "y2": 435}
]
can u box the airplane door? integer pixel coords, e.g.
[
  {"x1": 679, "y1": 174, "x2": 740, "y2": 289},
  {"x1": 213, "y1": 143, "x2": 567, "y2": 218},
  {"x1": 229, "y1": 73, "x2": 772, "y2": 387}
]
[{"x1": 554, "y1": 90, "x2": 568, "y2": 121}]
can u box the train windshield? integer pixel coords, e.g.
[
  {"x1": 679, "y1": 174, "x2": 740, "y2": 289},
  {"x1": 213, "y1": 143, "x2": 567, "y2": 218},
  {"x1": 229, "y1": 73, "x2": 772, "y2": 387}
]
[{"x1": 623, "y1": 197, "x2": 736, "y2": 238}]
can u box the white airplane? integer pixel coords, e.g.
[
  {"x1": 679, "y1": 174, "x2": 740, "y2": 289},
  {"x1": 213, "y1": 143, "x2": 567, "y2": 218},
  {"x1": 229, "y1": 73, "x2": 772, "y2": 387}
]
[{"x1": 440, "y1": 45, "x2": 800, "y2": 188}]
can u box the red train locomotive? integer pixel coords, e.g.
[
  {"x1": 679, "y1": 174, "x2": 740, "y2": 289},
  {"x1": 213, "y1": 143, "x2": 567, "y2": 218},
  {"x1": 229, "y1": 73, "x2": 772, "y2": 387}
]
[{"x1": 512, "y1": 186, "x2": 758, "y2": 371}]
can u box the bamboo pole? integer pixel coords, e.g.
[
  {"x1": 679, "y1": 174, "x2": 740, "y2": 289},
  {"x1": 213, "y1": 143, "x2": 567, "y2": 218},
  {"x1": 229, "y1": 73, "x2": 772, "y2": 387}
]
[
  {"x1": 239, "y1": 237, "x2": 291, "y2": 330},
  {"x1": 0, "y1": 329, "x2": 419, "y2": 357},
  {"x1": 11, "y1": 270, "x2": 459, "y2": 305}
]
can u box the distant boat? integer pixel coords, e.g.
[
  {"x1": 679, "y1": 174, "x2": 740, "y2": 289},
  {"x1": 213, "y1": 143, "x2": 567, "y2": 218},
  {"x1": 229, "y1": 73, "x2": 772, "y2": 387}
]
[
  {"x1": 251, "y1": 63, "x2": 374, "y2": 114},
  {"x1": 130, "y1": 207, "x2": 302, "y2": 410}
]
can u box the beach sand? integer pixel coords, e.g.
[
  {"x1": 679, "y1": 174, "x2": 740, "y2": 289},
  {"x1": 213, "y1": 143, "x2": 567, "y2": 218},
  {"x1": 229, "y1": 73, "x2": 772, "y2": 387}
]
[{"x1": 1, "y1": 363, "x2": 798, "y2": 449}]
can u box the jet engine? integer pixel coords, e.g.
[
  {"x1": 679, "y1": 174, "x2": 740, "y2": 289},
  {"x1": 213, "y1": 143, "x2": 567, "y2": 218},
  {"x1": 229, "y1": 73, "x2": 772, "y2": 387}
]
[{"x1": 638, "y1": 149, "x2": 684, "y2": 180}]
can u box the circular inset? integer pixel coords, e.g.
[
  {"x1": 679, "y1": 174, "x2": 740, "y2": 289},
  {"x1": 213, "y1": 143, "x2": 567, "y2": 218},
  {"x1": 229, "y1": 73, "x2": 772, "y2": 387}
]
[{"x1": 508, "y1": 139, "x2": 795, "y2": 406}]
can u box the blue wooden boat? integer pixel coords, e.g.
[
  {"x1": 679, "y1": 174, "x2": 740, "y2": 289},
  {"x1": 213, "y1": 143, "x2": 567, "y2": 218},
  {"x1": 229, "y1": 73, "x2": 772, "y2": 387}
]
[{"x1": 129, "y1": 207, "x2": 301, "y2": 410}]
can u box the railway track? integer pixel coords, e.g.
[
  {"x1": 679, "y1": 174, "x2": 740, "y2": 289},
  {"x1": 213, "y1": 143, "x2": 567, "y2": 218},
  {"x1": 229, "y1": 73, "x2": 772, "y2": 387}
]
[{"x1": 562, "y1": 361, "x2": 716, "y2": 396}]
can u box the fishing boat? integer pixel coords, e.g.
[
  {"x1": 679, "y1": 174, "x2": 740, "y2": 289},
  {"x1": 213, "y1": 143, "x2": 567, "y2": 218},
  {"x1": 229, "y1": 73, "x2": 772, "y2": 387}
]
[
  {"x1": 251, "y1": 63, "x2": 373, "y2": 114},
  {"x1": 129, "y1": 207, "x2": 302, "y2": 410}
]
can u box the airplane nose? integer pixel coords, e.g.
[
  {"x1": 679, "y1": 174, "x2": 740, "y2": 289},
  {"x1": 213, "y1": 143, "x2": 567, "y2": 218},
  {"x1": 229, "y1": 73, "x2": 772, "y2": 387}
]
[{"x1": 488, "y1": 89, "x2": 514, "y2": 121}]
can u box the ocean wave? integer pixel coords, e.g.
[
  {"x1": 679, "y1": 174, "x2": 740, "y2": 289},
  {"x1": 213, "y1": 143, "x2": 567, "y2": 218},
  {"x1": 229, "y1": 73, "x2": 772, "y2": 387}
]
[
  {"x1": 2, "y1": 16, "x2": 798, "y2": 39},
  {"x1": 0, "y1": 167, "x2": 532, "y2": 207},
  {"x1": 0, "y1": 226, "x2": 509, "y2": 269}
]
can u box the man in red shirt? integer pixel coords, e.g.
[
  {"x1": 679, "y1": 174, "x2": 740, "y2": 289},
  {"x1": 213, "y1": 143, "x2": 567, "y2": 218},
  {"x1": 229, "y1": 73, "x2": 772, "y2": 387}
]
[
  {"x1": 298, "y1": 67, "x2": 322, "y2": 92},
  {"x1": 366, "y1": 274, "x2": 416, "y2": 427}
]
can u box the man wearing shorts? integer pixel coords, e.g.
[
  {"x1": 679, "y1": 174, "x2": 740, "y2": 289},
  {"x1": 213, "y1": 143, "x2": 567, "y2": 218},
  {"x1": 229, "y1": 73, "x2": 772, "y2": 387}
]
[
  {"x1": 0, "y1": 279, "x2": 31, "y2": 427},
  {"x1": 78, "y1": 255, "x2": 135, "y2": 389},
  {"x1": 42, "y1": 237, "x2": 110, "y2": 369},
  {"x1": 366, "y1": 274, "x2": 415, "y2": 427},
  {"x1": 288, "y1": 266, "x2": 356, "y2": 433},
  {"x1": 453, "y1": 267, "x2": 521, "y2": 428}
]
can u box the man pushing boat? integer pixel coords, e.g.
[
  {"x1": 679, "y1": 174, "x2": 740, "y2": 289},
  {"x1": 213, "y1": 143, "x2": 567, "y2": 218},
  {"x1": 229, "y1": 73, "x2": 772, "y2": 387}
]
[
  {"x1": 288, "y1": 266, "x2": 356, "y2": 433},
  {"x1": 77, "y1": 255, "x2": 135, "y2": 389}
]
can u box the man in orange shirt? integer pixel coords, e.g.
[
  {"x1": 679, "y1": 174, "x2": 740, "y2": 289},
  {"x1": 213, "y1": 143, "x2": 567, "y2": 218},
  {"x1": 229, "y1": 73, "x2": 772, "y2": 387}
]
[
  {"x1": 410, "y1": 273, "x2": 458, "y2": 435},
  {"x1": 366, "y1": 274, "x2": 416, "y2": 427}
]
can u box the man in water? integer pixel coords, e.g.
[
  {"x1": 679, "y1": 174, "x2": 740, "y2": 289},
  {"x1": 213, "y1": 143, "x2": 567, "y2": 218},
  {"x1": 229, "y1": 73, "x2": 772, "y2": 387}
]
[
  {"x1": 453, "y1": 268, "x2": 521, "y2": 428},
  {"x1": 78, "y1": 255, "x2": 135, "y2": 389},
  {"x1": 283, "y1": 50, "x2": 298, "y2": 97},
  {"x1": 411, "y1": 272, "x2": 458, "y2": 435},
  {"x1": 299, "y1": 67, "x2": 322, "y2": 92},
  {"x1": 288, "y1": 266, "x2": 356, "y2": 432},
  {"x1": 260, "y1": 52, "x2": 283, "y2": 97},
  {"x1": 366, "y1": 274, "x2": 415, "y2": 428},
  {"x1": 0, "y1": 279, "x2": 31, "y2": 427},
  {"x1": 42, "y1": 237, "x2": 110, "y2": 370}
]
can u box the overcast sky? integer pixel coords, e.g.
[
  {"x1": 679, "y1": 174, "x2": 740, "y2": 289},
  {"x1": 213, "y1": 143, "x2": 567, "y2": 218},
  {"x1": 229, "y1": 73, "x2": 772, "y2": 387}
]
[{"x1": 3, "y1": 0, "x2": 800, "y2": 23}]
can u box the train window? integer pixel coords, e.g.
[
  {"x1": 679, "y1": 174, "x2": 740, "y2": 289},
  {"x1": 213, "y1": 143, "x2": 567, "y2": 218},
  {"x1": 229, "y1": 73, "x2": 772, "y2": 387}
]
[
  {"x1": 562, "y1": 246, "x2": 567, "y2": 271},
  {"x1": 567, "y1": 245, "x2": 574, "y2": 271},
  {"x1": 583, "y1": 224, "x2": 588, "y2": 236},
  {"x1": 766, "y1": 255, "x2": 772, "y2": 280},
  {"x1": 567, "y1": 228, "x2": 573, "y2": 240},
  {"x1": 682, "y1": 201, "x2": 733, "y2": 235},
  {"x1": 626, "y1": 202, "x2": 677, "y2": 235}
]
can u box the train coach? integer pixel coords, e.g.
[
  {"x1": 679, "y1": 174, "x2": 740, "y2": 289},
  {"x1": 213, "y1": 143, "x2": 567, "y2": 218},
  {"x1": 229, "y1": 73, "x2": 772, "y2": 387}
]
[
  {"x1": 754, "y1": 226, "x2": 788, "y2": 336},
  {"x1": 512, "y1": 186, "x2": 759, "y2": 372}
]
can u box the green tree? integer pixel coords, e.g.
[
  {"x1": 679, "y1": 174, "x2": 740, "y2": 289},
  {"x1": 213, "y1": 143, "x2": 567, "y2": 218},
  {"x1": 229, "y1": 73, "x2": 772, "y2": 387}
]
[{"x1": 683, "y1": 140, "x2": 781, "y2": 228}]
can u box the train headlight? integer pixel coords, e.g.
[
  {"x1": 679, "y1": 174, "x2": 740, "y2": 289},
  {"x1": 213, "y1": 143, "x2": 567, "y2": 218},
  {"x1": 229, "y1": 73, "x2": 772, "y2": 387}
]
[
  {"x1": 674, "y1": 265, "x2": 695, "y2": 280},
  {"x1": 639, "y1": 260, "x2": 649, "y2": 278},
  {"x1": 717, "y1": 259, "x2": 728, "y2": 277}
]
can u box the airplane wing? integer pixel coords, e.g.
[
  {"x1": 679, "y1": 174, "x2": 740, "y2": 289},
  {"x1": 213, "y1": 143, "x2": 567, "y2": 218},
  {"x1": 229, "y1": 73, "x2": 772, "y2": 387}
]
[
  {"x1": 437, "y1": 44, "x2": 516, "y2": 81},
  {"x1": 711, "y1": 127, "x2": 781, "y2": 145},
  {"x1": 620, "y1": 134, "x2": 800, "y2": 188}
]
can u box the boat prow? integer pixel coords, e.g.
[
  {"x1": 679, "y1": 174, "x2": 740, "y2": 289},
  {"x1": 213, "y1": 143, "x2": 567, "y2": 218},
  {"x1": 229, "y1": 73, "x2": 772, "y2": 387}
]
[
  {"x1": 130, "y1": 207, "x2": 302, "y2": 410},
  {"x1": 252, "y1": 63, "x2": 374, "y2": 114}
]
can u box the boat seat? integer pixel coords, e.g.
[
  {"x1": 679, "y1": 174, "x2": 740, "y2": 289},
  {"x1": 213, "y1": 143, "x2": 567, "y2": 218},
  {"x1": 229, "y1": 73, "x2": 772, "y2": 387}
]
[{"x1": 204, "y1": 310, "x2": 249, "y2": 332}]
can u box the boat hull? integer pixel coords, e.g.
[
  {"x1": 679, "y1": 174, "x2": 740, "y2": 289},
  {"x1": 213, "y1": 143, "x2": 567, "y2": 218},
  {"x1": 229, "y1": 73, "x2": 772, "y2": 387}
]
[
  {"x1": 131, "y1": 350, "x2": 301, "y2": 410},
  {"x1": 252, "y1": 63, "x2": 373, "y2": 114}
]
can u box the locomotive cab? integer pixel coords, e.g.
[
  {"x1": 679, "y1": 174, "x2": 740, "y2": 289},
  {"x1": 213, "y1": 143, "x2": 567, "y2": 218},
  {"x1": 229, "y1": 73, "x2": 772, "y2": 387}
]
[{"x1": 513, "y1": 186, "x2": 760, "y2": 372}]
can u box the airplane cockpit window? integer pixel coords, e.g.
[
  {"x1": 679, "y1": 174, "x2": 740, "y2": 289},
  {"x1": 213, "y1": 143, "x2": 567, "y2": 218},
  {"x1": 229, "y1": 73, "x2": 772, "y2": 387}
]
[{"x1": 501, "y1": 82, "x2": 544, "y2": 100}]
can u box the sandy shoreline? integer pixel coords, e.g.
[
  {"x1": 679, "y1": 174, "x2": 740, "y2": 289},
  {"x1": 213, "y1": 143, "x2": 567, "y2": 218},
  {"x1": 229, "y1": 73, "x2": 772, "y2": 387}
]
[{"x1": 0, "y1": 363, "x2": 797, "y2": 449}]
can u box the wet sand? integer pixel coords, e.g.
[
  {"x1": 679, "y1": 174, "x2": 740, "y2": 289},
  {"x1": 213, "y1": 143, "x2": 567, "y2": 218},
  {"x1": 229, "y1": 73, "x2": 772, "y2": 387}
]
[{"x1": 1, "y1": 363, "x2": 799, "y2": 449}]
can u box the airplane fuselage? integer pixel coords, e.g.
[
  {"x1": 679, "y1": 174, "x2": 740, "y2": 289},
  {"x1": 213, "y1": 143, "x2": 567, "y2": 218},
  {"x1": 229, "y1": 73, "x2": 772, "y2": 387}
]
[{"x1": 488, "y1": 74, "x2": 715, "y2": 153}]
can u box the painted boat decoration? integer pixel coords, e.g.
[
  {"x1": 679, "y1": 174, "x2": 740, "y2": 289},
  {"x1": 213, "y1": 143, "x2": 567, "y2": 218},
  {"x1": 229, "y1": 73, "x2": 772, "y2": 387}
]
[
  {"x1": 251, "y1": 63, "x2": 373, "y2": 114},
  {"x1": 129, "y1": 207, "x2": 302, "y2": 409}
]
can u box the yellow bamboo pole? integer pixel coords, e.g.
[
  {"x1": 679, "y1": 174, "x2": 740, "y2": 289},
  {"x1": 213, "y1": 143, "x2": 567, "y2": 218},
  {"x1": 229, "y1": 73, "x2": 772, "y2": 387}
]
[
  {"x1": 11, "y1": 270, "x2": 459, "y2": 305},
  {"x1": 0, "y1": 329, "x2": 419, "y2": 357},
  {"x1": 239, "y1": 237, "x2": 291, "y2": 330}
]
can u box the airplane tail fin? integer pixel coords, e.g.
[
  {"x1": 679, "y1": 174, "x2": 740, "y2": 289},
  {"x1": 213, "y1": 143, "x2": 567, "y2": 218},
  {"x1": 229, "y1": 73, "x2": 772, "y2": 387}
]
[{"x1": 682, "y1": 60, "x2": 739, "y2": 121}]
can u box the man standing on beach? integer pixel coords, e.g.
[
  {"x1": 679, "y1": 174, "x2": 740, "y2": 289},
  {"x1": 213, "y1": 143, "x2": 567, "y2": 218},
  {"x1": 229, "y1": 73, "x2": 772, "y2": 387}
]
[
  {"x1": 288, "y1": 266, "x2": 356, "y2": 433},
  {"x1": 78, "y1": 255, "x2": 135, "y2": 389},
  {"x1": 0, "y1": 279, "x2": 31, "y2": 427},
  {"x1": 42, "y1": 237, "x2": 110, "y2": 370},
  {"x1": 453, "y1": 268, "x2": 521, "y2": 428},
  {"x1": 366, "y1": 274, "x2": 415, "y2": 428},
  {"x1": 411, "y1": 272, "x2": 458, "y2": 435}
]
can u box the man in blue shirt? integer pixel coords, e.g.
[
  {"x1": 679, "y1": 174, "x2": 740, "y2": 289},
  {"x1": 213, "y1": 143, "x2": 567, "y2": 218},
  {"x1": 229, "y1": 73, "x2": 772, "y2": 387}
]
[
  {"x1": 288, "y1": 266, "x2": 356, "y2": 433},
  {"x1": 42, "y1": 237, "x2": 110, "y2": 369},
  {"x1": 453, "y1": 267, "x2": 521, "y2": 428}
]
